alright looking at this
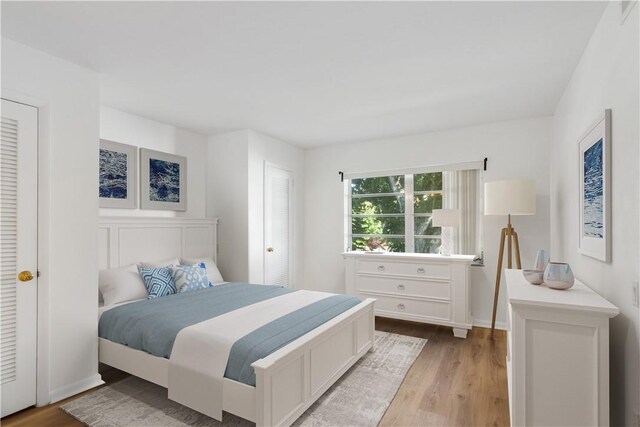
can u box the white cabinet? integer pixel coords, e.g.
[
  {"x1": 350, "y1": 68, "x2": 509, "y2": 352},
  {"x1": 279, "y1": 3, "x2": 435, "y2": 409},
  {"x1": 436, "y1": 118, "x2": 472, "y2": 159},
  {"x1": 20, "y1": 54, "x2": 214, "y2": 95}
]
[
  {"x1": 505, "y1": 269, "x2": 619, "y2": 427},
  {"x1": 343, "y1": 252, "x2": 474, "y2": 338}
]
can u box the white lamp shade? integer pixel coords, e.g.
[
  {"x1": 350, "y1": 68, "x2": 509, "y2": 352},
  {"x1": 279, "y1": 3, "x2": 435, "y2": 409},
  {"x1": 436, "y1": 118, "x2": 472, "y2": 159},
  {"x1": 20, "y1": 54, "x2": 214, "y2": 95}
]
[
  {"x1": 484, "y1": 179, "x2": 536, "y2": 216},
  {"x1": 431, "y1": 209, "x2": 460, "y2": 227}
]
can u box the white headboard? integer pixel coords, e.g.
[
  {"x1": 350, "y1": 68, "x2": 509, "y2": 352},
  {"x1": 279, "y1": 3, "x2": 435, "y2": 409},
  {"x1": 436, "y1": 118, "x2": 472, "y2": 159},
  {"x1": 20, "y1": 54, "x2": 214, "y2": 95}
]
[{"x1": 98, "y1": 217, "x2": 218, "y2": 269}]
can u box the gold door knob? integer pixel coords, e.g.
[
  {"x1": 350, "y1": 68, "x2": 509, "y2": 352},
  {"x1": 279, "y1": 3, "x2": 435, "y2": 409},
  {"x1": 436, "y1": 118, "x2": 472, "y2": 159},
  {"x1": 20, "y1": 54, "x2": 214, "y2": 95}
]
[
  {"x1": 266, "y1": 247, "x2": 274, "y2": 253},
  {"x1": 18, "y1": 271, "x2": 34, "y2": 282}
]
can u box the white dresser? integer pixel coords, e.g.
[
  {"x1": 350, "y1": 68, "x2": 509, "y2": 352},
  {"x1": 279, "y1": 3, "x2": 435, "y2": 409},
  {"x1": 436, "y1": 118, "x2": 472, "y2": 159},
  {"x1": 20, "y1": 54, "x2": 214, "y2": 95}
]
[
  {"x1": 505, "y1": 269, "x2": 619, "y2": 427},
  {"x1": 343, "y1": 251, "x2": 475, "y2": 338}
]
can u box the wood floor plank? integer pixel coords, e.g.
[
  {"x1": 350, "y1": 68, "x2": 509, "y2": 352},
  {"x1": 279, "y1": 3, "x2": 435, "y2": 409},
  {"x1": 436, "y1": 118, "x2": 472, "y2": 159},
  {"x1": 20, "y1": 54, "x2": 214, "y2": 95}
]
[{"x1": 1, "y1": 319, "x2": 509, "y2": 427}]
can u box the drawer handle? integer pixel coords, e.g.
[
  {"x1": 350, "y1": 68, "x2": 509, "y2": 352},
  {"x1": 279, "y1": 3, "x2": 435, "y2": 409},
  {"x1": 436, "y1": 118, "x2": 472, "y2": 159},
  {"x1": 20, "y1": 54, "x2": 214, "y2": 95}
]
[
  {"x1": 417, "y1": 267, "x2": 426, "y2": 274},
  {"x1": 397, "y1": 284, "x2": 405, "y2": 291},
  {"x1": 377, "y1": 265, "x2": 386, "y2": 272},
  {"x1": 397, "y1": 303, "x2": 406, "y2": 310}
]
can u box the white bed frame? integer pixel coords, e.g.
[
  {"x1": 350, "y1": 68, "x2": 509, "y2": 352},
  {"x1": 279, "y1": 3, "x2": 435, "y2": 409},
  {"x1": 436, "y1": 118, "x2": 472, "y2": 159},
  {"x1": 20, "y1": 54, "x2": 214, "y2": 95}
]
[{"x1": 98, "y1": 217, "x2": 376, "y2": 427}]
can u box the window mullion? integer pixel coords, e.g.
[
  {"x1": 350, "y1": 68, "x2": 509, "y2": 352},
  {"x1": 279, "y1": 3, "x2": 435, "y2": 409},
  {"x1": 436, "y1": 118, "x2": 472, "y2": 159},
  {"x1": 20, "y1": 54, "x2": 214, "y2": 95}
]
[
  {"x1": 405, "y1": 174, "x2": 414, "y2": 252},
  {"x1": 345, "y1": 179, "x2": 352, "y2": 251}
]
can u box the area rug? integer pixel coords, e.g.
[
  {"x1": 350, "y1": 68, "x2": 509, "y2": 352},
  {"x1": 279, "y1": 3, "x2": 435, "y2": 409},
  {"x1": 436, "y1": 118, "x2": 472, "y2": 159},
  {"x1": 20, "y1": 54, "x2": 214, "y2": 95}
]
[{"x1": 61, "y1": 331, "x2": 425, "y2": 427}]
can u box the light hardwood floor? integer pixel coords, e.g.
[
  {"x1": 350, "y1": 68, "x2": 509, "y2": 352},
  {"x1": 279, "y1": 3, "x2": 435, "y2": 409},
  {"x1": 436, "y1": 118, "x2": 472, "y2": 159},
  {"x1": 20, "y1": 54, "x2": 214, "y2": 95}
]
[
  {"x1": 2, "y1": 318, "x2": 509, "y2": 427},
  {"x1": 377, "y1": 318, "x2": 509, "y2": 427}
]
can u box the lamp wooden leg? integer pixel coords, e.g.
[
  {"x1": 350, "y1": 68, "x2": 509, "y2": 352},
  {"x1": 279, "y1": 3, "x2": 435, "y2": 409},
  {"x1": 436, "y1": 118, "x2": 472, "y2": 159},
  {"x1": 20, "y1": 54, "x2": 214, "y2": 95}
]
[
  {"x1": 507, "y1": 225, "x2": 513, "y2": 269},
  {"x1": 513, "y1": 230, "x2": 522, "y2": 269},
  {"x1": 491, "y1": 227, "x2": 507, "y2": 333}
]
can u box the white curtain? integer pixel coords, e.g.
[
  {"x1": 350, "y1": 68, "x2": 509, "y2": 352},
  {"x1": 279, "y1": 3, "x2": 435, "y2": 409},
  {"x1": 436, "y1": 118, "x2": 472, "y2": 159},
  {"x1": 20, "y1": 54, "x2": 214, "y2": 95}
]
[{"x1": 443, "y1": 169, "x2": 480, "y2": 255}]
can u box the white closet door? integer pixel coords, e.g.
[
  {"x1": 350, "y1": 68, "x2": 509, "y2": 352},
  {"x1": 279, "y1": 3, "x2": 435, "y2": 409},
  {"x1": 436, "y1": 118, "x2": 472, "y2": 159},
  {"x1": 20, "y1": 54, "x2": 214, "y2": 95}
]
[
  {"x1": 1, "y1": 99, "x2": 38, "y2": 417},
  {"x1": 264, "y1": 164, "x2": 293, "y2": 287}
]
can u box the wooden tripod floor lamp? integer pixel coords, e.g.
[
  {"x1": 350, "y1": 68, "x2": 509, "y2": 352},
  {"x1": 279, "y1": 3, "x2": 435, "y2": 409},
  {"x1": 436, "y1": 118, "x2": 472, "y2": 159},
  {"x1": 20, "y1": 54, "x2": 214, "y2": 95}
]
[{"x1": 484, "y1": 180, "x2": 536, "y2": 332}]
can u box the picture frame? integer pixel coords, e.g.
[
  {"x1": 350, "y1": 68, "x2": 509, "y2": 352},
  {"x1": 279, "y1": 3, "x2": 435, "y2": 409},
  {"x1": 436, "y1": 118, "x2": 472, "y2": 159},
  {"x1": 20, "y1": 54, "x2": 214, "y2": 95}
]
[
  {"x1": 140, "y1": 148, "x2": 187, "y2": 211},
  {"x1": 99, "y1": 139, "x2": 137, "y2": 209},
  {"x1": 578, "y1": 109, "x2": 611, "y2": 262}
]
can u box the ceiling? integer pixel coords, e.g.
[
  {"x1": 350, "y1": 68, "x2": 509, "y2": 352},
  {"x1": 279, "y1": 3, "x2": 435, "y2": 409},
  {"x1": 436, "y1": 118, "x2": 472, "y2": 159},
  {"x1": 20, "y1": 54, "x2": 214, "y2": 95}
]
[{"x1": 2, "y1": 1, "x2": 606, "y2": 147}]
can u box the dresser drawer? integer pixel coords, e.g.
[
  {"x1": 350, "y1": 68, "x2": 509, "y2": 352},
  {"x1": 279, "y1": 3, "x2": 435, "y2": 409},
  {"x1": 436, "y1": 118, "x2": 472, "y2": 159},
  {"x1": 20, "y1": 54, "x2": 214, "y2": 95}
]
[
  {"x1": 357, "y1": 259, "x2": 451, "y2": 279},
  {"x1": 356, "y1": 275, "x2": 450, "y2": 300},
  {"x1": 367, "y1": 294, "x2": 451, "y2": 321}
]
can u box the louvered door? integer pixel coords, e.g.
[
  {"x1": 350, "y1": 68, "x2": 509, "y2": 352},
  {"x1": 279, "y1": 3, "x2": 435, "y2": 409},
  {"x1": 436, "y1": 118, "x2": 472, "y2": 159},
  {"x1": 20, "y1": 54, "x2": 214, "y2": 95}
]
[
  {"x1": 264, "y1": 164, "x2": 293, "y2": 287},
  {"x1": 1, "y1": 99, "x2": 38, "y2": 417}
]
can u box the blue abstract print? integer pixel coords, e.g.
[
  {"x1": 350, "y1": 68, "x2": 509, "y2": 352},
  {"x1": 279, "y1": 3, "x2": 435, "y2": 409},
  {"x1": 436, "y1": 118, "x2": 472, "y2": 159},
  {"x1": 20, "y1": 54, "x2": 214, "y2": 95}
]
[
  {"x1": 149, "y1": 159, "x2": 180, "y2": 202},
  {"x1": 583, "y1": 139, "x2": 603, "y2": 238},
  {"x1": 99, "y1": 149, "x2": 128, "y2": 199}
]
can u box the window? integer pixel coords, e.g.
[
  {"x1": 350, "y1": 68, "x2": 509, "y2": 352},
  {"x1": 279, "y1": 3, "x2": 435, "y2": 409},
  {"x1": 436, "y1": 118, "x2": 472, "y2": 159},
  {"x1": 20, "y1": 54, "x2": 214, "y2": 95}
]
[
  {"x1": 350, "y1": 173, "x2": 442, "y2": 253},
  {"x1": 346, "y1": 165, "x2": 481, "y2": 255}
]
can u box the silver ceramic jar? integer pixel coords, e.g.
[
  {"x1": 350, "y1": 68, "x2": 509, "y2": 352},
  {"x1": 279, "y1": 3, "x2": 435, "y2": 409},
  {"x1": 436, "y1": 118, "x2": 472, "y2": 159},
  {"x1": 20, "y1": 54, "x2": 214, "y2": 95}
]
[{"x1": 543, "y1": 262, "x2": 574, "y2": 290}]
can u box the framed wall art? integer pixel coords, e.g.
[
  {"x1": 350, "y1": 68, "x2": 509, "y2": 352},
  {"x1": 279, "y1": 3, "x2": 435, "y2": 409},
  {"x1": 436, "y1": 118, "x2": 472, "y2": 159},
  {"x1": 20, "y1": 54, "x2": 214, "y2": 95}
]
[
  {"x1": 99, "y1": 139, "x2": 137, "y2": 209},
  {"x1": 578, "y1": 109, "x2": 611, "y2": 262},
  {"x1": 140, "y1": 148, "x2": 187, "y2": 211}
]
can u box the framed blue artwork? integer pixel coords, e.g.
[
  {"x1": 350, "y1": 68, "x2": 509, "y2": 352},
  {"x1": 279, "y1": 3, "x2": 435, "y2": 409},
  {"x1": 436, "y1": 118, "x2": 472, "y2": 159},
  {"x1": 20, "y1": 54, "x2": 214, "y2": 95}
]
[
  {"x1": 140, "y1": 148, "x2": 187, "y2": 211},
  {"x1": 578, "y1": 109, "x2": 611, "y2": 262},
  {"x1": 99, "y1": 139, "x2": 137, "y2": 209}
]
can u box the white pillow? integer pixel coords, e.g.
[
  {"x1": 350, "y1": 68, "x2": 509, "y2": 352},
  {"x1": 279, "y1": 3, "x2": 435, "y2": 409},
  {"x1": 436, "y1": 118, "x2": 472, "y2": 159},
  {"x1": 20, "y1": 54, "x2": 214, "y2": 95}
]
[
  {"x1": 180, "y1": 257, "x2": 224, "y2": 284},
  {"x1": 99, "y1": 264, "x2": 148, "y2": 306},
  {"x1": 139, "y1": 258, "x2": 180, "y2": 268}
]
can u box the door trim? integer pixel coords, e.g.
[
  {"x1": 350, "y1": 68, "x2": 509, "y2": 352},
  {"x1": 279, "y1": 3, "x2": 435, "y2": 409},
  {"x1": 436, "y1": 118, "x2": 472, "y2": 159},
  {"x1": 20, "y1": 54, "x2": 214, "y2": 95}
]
[
  {"x1": 263, "y1": 161, "x2": 294, "y2": 287},
  {"x1": 2, "y1": 90, "x2": 51, "y2": 407}
]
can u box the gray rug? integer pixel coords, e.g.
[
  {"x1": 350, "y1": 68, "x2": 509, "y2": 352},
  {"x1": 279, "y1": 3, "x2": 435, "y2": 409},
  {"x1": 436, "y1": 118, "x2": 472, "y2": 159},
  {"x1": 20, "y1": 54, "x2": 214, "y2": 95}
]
[{"x1": 61, "y1": 331, "x2": 425, "y2": 427}]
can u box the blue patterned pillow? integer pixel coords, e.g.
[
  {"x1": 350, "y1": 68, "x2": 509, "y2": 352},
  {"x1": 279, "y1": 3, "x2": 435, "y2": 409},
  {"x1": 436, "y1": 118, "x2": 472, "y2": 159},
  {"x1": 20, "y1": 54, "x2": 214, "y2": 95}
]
[
  {"x1": 138, "y1": 266, "x2": 177, "y2": 299},
  {"x1": 171, "y1": 264, "x2": 210, "y2": 293}
]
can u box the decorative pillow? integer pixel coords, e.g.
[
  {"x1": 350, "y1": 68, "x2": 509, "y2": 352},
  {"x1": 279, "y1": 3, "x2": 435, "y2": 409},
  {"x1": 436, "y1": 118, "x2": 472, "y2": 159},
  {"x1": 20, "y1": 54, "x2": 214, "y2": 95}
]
[
  {"x1": 170, "y1": 264, "x2": 210, "y2": 293},
  {"x1": 139, "y1": 258, "x2": 180, "y2": 268},
  {"x1": 99, "y1": 264, "x2": 148, "y2": 306},
  {"x1": 180, "y1": 257, "x2": 224, "y2": 284},
  {"x1": 138, "y1": 266, "x2": 177, "y2": 299}
]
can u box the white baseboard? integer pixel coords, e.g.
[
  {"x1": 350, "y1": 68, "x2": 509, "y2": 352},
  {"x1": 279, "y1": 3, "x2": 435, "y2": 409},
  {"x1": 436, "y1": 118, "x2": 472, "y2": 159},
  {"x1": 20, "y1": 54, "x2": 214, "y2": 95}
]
[
  {"x1": 473, "y1": 319, "x2": 508, "y2": 331},
  {"x1": 49, "y1": 374, "x2": 104, "y2": 404}
]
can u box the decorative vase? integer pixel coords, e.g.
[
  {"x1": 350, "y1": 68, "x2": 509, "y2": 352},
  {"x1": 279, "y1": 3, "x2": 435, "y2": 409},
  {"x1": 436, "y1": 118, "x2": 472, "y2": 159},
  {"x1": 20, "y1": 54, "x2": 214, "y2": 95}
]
[
  {"x1": 523, "y1": 269, "x2": 544, "y2": 285},
  {"x1": 533, "y1": 250, "x2": 550, "y2": 272},
  {"x1": 543, "y1": 262, "x2": 575, "y2": 290}
]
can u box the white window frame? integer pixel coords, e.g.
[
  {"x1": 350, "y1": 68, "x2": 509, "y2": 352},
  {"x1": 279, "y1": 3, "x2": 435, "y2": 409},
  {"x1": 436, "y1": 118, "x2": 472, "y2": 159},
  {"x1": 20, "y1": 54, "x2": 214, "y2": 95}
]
[
  {"x1": 344, "y1": 161, "x2": 484, "y2": 254},
  {"x1": 346, "y1": 173, "x2": 445, "y2": 253}
]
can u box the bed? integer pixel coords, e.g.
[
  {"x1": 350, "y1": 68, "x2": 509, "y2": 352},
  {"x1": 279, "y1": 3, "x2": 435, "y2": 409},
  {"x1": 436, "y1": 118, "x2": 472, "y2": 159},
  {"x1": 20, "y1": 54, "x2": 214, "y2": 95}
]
[{"x1": 97, "y1": 217, "x2": 375, "y2": 427}]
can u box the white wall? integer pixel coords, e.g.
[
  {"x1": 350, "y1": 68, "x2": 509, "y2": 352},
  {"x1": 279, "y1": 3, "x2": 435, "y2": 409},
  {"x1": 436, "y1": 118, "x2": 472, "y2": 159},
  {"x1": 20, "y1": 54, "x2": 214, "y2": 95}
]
[
  {"x1": 551, "y1": 3, "x2": 639, "y2": 425},
  {"x1": 206, "y1": 130, "x2": 305, "y2": 286},
  {"x1": 100, "y1": 106, "x2": 208, "y2": 218},
  {"x1": 1, "y1": 38, "x2": 102, "y2": 403},
  {"x1": 303, "y1": 116, "x2": 552, "y2": 327},
  {"x1": 206, "y1": 130, "x2": 250, "y2": 282},
  {"x1": 248, "y1": 130, "x2": 305, "y2": 287}
]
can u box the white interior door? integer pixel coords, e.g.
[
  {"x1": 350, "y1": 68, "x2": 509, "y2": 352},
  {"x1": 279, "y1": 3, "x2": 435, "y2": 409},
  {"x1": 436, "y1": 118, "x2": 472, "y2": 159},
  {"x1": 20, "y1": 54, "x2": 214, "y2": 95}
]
[
  {"x1": 264, "y1": 164, "x2": 293, "y2": 287},
  {"x1": 1, "y1": 99, "x2": 38, "y2": 417}
]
